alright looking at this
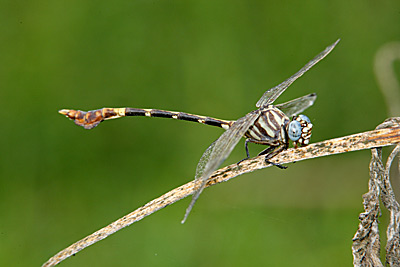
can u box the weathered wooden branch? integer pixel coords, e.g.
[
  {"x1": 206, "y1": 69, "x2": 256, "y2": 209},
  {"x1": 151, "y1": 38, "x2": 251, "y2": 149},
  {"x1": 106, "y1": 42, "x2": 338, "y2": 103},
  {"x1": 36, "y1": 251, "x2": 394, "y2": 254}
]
[
  {"x1": 352, "y1": 118, "x2": 400, "y2": 267},
  {"x1": 42, "y1": 118, "x2": 400, "y2": 267}
]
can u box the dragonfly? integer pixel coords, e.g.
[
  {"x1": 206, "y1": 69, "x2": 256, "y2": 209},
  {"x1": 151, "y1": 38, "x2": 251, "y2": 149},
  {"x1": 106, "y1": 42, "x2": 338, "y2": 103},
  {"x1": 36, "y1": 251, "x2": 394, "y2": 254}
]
[{"x1": 59, "y1": 39, "x2": 339, "y2": 223}]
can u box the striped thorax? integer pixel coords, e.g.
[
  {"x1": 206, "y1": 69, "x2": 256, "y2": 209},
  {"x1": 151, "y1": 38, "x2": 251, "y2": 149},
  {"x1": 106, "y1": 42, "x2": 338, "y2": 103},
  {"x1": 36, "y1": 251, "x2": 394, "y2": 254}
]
[{"x1": 245, "y1": 105, "x2": 312, "y2": 147}]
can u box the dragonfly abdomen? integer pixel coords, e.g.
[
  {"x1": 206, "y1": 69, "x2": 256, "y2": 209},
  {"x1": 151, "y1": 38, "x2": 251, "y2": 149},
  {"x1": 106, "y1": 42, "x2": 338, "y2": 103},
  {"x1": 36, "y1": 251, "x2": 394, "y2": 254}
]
[
  {"x1": 59, "y1": 107, "x2": 233, "y2": 130},
  {"x1": 125, "y1": 108, "x2": 233, "y2": 129},
  {"x1": 58, "y1": 108, "x2": 125, "y2": 129}
]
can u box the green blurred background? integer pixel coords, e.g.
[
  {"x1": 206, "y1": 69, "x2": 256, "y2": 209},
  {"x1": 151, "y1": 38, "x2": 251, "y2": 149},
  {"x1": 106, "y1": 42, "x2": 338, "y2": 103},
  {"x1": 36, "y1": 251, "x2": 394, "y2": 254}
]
[{"x1": 1, "y1": 1, "x2": 399, "y2": 266}]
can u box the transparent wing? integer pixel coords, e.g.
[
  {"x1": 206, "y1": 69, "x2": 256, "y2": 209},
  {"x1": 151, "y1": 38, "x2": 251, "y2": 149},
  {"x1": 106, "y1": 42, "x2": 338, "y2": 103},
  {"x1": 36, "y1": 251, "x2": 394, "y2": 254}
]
[
  {"x1": 256, "y1": 39, "x2": 340, "y2": 108},
  {"x1": 181, "y1": 111, "x2": 260, "y2": 223},
  {"x1": 194, "y1": 140, "x2": 216, "y2": 179},
  {"x1": 275, "y1": 93, "x2": 317, "y2": 118}
]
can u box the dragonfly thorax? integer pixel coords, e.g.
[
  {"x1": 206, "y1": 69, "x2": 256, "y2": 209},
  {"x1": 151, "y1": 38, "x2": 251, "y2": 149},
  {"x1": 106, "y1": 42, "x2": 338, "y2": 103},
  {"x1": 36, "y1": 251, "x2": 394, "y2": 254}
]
[
  {"x1": 244, "y1": 105, "x2": 313, "y2": 148},
  {"x1": 245, "y1": 105, "x2": 290, "y2": 146}
]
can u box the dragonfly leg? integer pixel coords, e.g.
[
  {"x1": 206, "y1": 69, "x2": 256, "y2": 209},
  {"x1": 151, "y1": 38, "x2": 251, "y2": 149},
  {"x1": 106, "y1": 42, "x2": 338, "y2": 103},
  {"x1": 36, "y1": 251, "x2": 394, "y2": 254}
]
[
  {"x1": 258, "y1": 146, "x2": 276, "y2": 156},
  {"x1": 237, "y1": 139, "x2": 252, "y2": 165},
  {"x1": 237, "y1": 140, "x2": 287, "y2": 169},
  {"x1": 259, "y1": 144, "x2": 288, "y2": 169}
]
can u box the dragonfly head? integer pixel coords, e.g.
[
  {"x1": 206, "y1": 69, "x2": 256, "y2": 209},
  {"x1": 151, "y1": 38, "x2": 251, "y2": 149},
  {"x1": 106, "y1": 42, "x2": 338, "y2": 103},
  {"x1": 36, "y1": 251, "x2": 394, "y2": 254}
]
[{"x1": 287, "y1": 114, "x2": 313, "y2": 147}]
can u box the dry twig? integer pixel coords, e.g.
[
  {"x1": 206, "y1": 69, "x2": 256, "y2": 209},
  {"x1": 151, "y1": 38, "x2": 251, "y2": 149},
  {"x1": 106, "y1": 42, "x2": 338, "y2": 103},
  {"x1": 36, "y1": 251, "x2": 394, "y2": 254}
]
[
  {"x1": 352, "y1": 118, "x2": 400, "y2": 266},
  {"x1": 42, "y1": 119, "x2": 400, "y2": 267}
]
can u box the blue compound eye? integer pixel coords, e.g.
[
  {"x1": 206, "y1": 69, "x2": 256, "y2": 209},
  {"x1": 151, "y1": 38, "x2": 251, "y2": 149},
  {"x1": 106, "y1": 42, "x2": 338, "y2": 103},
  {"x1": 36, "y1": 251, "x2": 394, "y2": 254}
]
[
  {"x1": 288, "y1": 120, "x2": 302, "y2": 141},
  {"x1": 297, "y1": 114, "x2": 311, "y2": 124}
]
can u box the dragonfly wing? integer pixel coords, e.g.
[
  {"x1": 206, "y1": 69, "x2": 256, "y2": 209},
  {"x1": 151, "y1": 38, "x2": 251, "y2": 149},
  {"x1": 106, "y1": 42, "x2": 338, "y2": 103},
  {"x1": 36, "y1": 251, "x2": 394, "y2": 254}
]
[
  {"x1": 275, "y1": 93, "x2": 317, "y2": 118},
  {"x1": 256, "y1": 39, "x2": 339, "y2": 108},
  {"x1": 181, "y1": 111, "x2": 260, "y2": 223},
  {"x1": 194, "y1": 140, "x2": 216, "y2": 180}
]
